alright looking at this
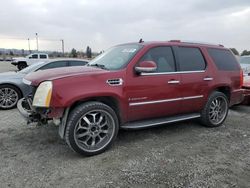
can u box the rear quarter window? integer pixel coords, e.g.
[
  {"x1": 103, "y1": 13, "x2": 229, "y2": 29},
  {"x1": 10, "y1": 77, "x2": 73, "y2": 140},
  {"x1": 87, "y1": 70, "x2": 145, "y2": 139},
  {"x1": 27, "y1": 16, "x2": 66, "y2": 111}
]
[{"x1": 207, "y1": 48, "x2": 240, "y2": 71}]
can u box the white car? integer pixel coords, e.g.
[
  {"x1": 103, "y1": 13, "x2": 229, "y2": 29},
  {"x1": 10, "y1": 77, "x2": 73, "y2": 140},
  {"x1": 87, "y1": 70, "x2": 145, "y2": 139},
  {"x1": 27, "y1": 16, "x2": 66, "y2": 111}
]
[
  {"x1": 240, "y1": 56, "x2": 250, "y2": 76},
  {"x1": 11, "y1": 53, "x2": 49, "y2": 70}
]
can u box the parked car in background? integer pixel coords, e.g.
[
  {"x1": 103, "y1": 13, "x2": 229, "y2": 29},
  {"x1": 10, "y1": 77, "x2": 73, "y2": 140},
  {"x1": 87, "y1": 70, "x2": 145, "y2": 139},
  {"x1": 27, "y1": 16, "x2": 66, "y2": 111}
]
[
  {"x1": 242, "y1": 75, "x2": 250, "y2": 105},
  {"x1": 18, "y1": 40, "x2": 243, "y2": 156},
  {"x1": 11, "y1": 53, "x2": 49, "y2": 70},
  {"x1": 239, "y1": 55, "x2": 250, "y2": 76},
  {"x1": 0, "y1": 59, "x2": 88, "y2": 110}
]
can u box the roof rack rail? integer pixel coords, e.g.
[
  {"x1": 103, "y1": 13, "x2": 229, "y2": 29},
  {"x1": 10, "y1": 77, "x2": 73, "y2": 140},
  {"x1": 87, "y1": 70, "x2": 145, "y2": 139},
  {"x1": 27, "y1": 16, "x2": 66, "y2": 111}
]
[{"x1": 169, "y1": 40, "x2": 224, "y2": 47}]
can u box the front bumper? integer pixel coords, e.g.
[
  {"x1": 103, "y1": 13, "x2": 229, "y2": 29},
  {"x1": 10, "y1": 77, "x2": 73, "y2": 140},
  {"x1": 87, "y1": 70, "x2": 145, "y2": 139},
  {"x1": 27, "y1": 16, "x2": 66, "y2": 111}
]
[
  {"x1": 17, "y1": 98, "x2": 40, "y2": 123},
  {"x1": 17, "y1": 97, "x2": 65, "y2": 124}
]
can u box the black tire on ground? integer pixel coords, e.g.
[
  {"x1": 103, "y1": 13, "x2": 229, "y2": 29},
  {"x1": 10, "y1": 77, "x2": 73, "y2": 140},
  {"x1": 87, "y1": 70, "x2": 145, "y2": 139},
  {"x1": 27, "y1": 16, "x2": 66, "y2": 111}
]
[
  {"x1": 17, "y1": 62, "x2": 27, "y2": 70},
  {"x1": 0, "y1": 84, "x2": 22, "y2": 110},
  {"x1": 200, "y1": 91, "x2": 229, "y2": 127},
  {"x1": 65, "y1": 101, "x2": 119, "y2": 156}
]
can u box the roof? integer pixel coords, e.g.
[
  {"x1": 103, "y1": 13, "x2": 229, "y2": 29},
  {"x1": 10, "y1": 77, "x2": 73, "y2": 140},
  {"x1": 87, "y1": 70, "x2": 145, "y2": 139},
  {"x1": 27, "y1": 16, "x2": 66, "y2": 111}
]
[
  {"x1": 120, "y1": 40, "x2": 225, "y2": 49},
  {"x1": 47, "y1": 58, "x2": 89, "y2": 62}
]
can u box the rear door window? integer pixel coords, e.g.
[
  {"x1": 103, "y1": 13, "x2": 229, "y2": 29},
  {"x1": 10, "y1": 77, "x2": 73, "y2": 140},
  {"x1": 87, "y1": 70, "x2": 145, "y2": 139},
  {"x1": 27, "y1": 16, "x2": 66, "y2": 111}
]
[
  {"x1": 178, "y1": 47, "x2": 206, "y2": 71},
  {"x1": 207, "y1": 48, "x2": 240, "y2": 71},
  {"x1": 40, "y1": 54, "x2": 47, "y2": 59}
]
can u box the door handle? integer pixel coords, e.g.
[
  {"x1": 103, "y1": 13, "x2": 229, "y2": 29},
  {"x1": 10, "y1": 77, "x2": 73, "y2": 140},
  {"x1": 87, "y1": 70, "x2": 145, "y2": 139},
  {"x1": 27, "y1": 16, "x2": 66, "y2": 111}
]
[
  {"x1": 168, "y1": 80, "x2": 180, "y2": 84},
  {"x1": 203, "y1": 77, "x2": 213, "y2": 81}
]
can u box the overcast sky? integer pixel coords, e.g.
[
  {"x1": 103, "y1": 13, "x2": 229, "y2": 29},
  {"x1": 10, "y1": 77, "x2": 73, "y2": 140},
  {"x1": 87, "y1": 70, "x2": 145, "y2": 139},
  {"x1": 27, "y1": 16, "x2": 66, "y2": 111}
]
[{"x1": 0, "y1": 0, "x2": 250, "y2": 52}]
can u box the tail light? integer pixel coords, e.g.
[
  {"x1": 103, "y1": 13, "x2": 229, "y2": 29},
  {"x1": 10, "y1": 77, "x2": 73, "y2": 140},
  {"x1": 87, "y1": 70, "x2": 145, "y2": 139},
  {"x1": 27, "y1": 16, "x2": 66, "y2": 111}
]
[{"x1": 240, "y1": 69, "x2": 244, "y2": 88}]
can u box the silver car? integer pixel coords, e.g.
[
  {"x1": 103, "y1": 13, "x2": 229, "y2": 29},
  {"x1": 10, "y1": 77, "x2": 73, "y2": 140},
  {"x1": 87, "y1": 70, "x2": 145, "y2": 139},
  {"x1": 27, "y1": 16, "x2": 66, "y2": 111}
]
[
  {"x1": 240, "y1": 56, "x2": 250, "y2": 76},
  {"x1": 0, "y1": 59, "x2": 88, "y2": 110}
]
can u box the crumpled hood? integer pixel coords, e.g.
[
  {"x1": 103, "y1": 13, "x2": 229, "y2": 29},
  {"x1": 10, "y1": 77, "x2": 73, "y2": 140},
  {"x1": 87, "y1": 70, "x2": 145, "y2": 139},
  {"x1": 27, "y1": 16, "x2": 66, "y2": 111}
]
[{"x1": 24, "y1": 66, "x2": 109, "y2": 86}]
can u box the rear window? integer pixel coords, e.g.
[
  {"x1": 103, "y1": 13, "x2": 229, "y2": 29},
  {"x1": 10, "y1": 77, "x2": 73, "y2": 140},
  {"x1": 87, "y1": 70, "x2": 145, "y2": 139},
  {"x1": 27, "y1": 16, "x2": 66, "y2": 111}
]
[
  {"x1": 207, "y1": 48, "x2": 240, "y2": 71},
  {"x1": 178, "y1": 47, "x2": 206, "y2": 71}
]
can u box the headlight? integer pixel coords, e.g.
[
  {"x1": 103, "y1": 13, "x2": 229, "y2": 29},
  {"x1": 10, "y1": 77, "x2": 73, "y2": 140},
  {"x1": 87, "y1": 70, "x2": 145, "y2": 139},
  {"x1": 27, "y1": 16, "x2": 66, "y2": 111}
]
[{"x1": 32, "y1": 81, "x2": 52, "y2": 107}]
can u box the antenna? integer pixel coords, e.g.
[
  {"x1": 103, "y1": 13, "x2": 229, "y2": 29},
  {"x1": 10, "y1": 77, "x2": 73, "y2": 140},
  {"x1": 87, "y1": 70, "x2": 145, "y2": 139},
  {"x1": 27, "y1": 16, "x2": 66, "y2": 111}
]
[{"x1": 139, "y1": 38, "x2": 144, "y2": 43}]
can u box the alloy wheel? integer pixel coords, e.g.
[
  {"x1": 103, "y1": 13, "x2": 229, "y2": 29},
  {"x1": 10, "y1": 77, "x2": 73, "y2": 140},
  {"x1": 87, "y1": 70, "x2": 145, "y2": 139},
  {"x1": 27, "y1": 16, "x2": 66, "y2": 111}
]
[
  {"x1": 209, "y1": 96, "x2": 228, "y2": 125},
  {"x1": 73, "y1": 109, "x2": 115, "y2": 152},
  {"x1": 0, "y1": 87, "x2": 19, "y2": 109}
]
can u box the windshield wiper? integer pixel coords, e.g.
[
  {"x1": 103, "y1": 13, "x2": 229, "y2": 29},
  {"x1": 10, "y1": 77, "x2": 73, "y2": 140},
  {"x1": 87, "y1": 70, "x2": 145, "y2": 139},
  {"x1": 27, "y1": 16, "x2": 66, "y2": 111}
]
[{"x1": 88, "y1": 63, "x2": 108, "y2": 70}]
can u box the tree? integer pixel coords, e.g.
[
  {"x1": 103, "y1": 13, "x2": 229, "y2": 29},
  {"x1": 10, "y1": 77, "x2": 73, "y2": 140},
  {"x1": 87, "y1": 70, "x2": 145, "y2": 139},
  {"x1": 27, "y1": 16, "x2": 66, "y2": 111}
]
[
  {"x1": 70, "y1": 48, "x2": 77, "y2": 58},
  {"x1": 230, "y1": 48, "x2": 239, "y2": 56},
  {"x1": 86, "y1": 46, "x2": 92, "y2": 58},
  {"x1": 241, "y1": 50, "x2": 250, "y2": 56}
]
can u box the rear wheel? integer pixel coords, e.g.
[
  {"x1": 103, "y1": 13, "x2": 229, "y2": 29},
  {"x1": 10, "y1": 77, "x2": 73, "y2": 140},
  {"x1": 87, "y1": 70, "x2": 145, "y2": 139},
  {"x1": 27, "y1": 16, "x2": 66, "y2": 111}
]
[
  {"x1": 200, "y1": 91, "x2": 229, "y2": 127},
  {"x1": 17, "y1": 62, "x2": 27, "y2": 70},
  {"x1": 0, "y1": 85, "x2": 21, "y2": 110},
  {"x1": 65, "y1": 102, "x2": 119, "y2": 156}
]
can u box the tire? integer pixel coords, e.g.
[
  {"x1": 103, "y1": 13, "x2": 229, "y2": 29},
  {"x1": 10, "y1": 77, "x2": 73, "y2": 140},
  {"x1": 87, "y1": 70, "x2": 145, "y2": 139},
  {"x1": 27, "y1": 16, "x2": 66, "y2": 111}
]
[
  {"x1": 0, "y1": 84, "x2": 22, "y2": 110},
  {"x1": 65, "y1": 101, "x2": 119, "y2": 156},
  {"x1": 200, "y1": 91, "x2": 229, "y2": 127},
  {"x1": 17, "y1": 62, "x2": 27, "y2": 70}
]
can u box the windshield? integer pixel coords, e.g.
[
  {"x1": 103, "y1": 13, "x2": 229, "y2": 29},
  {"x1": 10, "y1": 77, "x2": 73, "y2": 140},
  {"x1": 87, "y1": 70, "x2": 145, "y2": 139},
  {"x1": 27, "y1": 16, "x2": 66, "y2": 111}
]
[
  {"x1": 240, "y1": 56, "x2": 250, "y2": 65},
  {"x1": 19, "y1": 62, "x2": 45, "y2": 74},
  {"x1": 88, "y1": 44, "x2": 143, "y2": 70}
]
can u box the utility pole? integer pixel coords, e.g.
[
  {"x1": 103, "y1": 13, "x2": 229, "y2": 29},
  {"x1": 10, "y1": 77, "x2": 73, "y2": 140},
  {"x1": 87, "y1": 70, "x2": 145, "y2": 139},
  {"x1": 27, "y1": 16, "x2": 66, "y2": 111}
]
[
  {"x1": 35, "y1": 33, "x2": 39, "y2": 52},
  {"x1": 61, "y1": 39, "x2": 64, "y2": 56},
  {"x1": 28, "y1": 38, "x2": 31, "y2": 53}
]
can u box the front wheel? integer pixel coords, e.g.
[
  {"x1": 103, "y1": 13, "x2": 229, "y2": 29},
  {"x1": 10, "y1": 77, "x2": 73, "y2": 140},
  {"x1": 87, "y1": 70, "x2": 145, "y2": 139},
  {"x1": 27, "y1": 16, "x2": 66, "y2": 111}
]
[
  {"x1": 200, "y1": 91, "x2": 229, "y2": 127},
  {"x1": 65, "y1": 102, "x2": 119, "y2": 156},
  {"x1": 17, "y1": 62, "x2": 27, "y2": 70}
]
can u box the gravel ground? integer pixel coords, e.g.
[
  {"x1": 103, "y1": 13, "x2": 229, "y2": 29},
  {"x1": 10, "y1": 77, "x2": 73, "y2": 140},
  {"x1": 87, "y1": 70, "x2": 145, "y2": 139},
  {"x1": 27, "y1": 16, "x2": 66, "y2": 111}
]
[{"x1": 0, "y1": 62, "x2": 250, "y2": 188}]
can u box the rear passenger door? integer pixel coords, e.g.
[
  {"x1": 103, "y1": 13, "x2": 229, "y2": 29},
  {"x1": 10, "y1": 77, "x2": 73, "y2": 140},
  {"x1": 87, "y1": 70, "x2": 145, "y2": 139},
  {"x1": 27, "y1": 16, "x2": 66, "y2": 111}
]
[{"x1": 175, "y1": 46, "x2": 213, "y2": 114}]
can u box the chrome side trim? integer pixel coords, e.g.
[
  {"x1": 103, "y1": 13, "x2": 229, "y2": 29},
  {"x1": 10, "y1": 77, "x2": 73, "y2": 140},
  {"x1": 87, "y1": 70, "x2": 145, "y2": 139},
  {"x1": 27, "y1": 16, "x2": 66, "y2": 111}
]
[
  {"x1": 183, "y1": 95, "x2": 204, "y2": 100},
  {"x1": 129, "y1": 98, "x2": 182, "y2": 106},
  {"x1": 141, "y1": 70, "x2": 205, "y2": 76},
  {"x1": 129, "y1": 95, "x2": 203, "y2": 106},
  {"x1": 168, "y1": 80, "x2": 180, "y2": 84},
  {"x1": 203, "y1": 77, "x2": 213, "y2": 81},
  {"x1": 232, "y1": 89, "x2": 244, "y2": 92},
  {"x1": 121, "y1": 114, "x2": 201, "y2": 129}
]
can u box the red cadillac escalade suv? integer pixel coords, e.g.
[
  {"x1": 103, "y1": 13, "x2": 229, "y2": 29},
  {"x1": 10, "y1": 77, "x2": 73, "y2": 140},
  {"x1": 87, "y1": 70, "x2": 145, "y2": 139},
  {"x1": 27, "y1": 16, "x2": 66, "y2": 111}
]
[{"x1": 18, "y1": 40, "x2": 244, "y2": 156}]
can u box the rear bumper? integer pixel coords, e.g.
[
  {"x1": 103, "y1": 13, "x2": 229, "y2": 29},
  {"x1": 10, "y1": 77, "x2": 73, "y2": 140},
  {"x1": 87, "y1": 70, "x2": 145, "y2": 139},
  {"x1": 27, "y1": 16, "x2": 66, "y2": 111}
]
[
  {"x1": 231, "y1": 89, "x2": 245, "y2": 106},
  {"x1": 241, "y1": 87, "x2": 250, "y2": 105}
]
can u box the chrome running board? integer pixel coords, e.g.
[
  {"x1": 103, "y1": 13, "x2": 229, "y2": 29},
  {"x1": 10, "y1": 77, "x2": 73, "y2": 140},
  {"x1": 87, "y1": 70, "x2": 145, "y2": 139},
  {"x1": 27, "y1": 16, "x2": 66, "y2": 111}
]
[{"x1": 121, "y1": 113, "x2": 201, "y2": 129}]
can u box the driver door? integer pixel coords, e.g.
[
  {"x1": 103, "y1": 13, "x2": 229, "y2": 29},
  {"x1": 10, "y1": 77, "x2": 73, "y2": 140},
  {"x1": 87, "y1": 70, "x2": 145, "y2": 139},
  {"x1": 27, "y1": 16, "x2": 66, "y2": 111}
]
[{"x1": 126, "y1": 46, "x2": 181, "y2": 122}]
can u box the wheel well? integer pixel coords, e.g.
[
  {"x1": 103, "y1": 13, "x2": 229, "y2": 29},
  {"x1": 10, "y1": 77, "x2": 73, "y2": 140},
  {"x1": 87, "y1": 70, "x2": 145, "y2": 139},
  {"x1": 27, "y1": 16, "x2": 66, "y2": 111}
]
[
  {"x1": 69, "y1": 96, "x2": 121, "y2": 123},
  {"x1": 18, "y1": 61, "x2": 27, "y2": 65},
  {"x1": 215, "y1": 86, "x2": 231, "y2": 101},
  {"x1": 0, "y1": 84, "x2": 23, "y2": 97}
]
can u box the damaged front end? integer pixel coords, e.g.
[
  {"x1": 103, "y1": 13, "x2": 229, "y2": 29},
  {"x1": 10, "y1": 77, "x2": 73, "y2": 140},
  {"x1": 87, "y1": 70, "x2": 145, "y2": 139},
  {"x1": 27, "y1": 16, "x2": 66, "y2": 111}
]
[{"x1": 17, "y1": 97, "x2": 51, "y2": 124}]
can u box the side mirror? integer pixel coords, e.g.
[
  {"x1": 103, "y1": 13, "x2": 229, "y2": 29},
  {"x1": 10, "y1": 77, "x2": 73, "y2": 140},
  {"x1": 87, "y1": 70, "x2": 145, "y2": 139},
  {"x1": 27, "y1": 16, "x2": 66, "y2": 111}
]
[{"x1": 135, "y1": 61, "x2": 157, "y2": 74}]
